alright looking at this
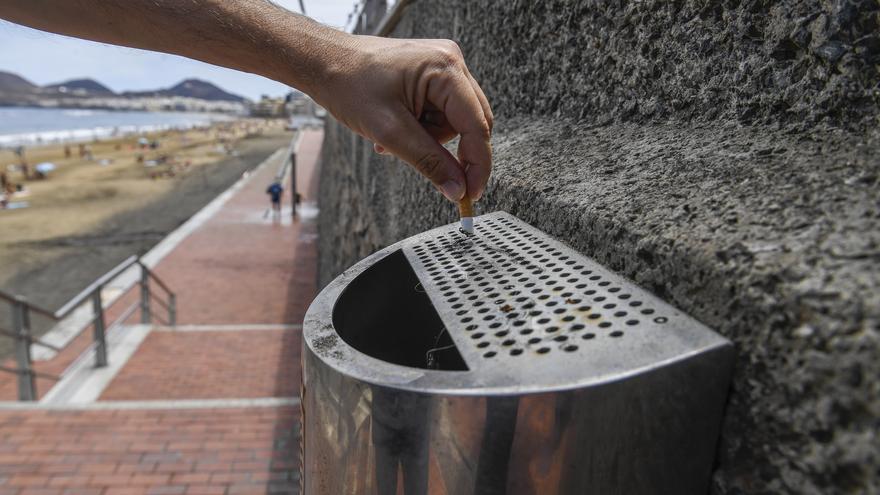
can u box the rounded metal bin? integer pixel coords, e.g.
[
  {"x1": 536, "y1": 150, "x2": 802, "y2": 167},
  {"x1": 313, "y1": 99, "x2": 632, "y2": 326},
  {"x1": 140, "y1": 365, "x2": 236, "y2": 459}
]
[{"x1": 303, "y1": 212, "x2": 733, "y2": 495}]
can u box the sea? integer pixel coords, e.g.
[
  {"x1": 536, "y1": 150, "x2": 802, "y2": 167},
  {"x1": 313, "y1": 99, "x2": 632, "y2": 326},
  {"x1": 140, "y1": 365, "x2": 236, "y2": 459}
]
[{"x1": 0, "y1": 106, "x2": 236, "y2": 147}]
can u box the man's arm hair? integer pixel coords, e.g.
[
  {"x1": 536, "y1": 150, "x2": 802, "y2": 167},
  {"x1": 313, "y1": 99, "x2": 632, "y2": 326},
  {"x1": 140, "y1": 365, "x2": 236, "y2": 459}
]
[{"x1": 0, "y1": 0, "x2": 342, "y2": 95}]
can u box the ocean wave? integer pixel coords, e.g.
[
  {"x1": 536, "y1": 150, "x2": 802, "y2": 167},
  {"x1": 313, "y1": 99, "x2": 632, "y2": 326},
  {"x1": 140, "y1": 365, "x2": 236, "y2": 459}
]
[
  {"x1": 0, "y1": 116, "x2": 235, "y2": 147},
  {"x1": 61, "y1": 109, "x2": 108, "y2": 117}
]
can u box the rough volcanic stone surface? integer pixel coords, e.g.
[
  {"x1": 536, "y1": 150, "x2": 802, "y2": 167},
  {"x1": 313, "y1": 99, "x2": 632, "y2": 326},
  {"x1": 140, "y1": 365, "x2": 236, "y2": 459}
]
[
  {"x1": 318, "y1": 1, "x2": 880, "y2": 494},
  {"x1": 392, "y1": 0, "x2": 879, "y2": 131}
]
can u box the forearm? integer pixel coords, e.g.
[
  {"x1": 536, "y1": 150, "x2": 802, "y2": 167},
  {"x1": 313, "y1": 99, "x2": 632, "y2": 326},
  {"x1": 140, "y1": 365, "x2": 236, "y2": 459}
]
[
  {"x1": 0, "y1": 0, "x2": 347, "y2": 96},
  {"x1": 1, "y1": 0, "x2": 494, "y2": 202}
]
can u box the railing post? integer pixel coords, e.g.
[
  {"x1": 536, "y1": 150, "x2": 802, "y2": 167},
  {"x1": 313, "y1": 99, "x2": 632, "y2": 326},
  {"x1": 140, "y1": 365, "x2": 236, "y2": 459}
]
[
  {"x1": 364, "y1": 0, "x2": 388, "y2": 33},
  {"x1": 140, "y1": 265, "x2": 151, "y2": 324},
  {"x1": 290, "y1": 151, "x2": 298, "y2": 218},
  {"x1": 169, "y1": 293, "x2": 177, "y2": 327},
  {"x1": 11, "y1": 297, "x2": 36, "y2": 401},
  {"x1": 91, "y1": 288, "x2": 108, "y2": 368}
]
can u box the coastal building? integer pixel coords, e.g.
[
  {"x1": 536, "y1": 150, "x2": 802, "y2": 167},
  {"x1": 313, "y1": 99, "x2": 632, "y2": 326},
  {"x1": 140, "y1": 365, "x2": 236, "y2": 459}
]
[
  {"x1": 42, "y1": 95, "x2": 247, "y2": 114},
  {"x1": 249, "y1": 95, "x2": 289, "y2": 117}
]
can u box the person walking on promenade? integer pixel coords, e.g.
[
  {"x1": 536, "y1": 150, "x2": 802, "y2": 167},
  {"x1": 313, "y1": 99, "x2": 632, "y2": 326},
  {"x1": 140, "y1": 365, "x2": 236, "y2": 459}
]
[
  {"x1": 0, "y1": 0, "x2": 493, "y2": 205},
  {"x1": 266, "y1": 181, "x2": 284, "y2": 221}
]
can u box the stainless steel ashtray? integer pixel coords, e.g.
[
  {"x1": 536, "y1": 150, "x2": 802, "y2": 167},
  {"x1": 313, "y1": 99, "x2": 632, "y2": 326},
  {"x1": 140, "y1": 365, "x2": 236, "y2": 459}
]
[{"x1": 303, "y1": 211, "x2": 733, "y2": 495}]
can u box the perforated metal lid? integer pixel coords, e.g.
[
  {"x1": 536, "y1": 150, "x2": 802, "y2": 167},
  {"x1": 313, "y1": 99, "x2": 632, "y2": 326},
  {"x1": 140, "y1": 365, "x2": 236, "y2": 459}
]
[{"x1": 304, "y1": 211, "x2": 730, "y2": 394}]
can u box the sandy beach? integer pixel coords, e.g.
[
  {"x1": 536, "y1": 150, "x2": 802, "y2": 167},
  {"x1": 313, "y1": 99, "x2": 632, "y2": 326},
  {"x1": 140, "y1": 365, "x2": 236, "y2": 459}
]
[{"x1": 0, "y1": 120, "x2": 292, "y2": 356}]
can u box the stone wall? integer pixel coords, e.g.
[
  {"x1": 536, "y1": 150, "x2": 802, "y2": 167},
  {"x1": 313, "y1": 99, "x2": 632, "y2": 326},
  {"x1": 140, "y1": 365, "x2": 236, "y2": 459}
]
[{"x1": 318, "y1": 1, "x2": 879, "y2": 493}]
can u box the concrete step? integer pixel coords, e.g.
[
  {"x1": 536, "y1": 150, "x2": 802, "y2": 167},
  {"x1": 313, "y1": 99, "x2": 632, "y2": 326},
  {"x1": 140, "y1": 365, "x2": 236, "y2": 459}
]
[{"x1": 37, "y1": 323, "x2": 151, "y2": 405}]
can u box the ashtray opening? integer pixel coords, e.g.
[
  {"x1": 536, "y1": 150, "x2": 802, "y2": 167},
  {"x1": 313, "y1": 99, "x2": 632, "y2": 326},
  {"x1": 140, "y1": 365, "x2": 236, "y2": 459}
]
[{"x1": 332, "y1": 249, "x2": 468, "y2": 371}]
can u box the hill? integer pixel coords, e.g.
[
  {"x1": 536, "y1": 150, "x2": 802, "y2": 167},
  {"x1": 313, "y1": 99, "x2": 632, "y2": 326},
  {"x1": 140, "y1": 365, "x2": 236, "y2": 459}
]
[
  {"x1": 0, "y1": 71, "x2": 247, "y2": 109},
  {"x1": 124, "y1": 79, "x2": 245, "y2": 102},
  {"x1": 0, "y1": 70, "x2": 37, "y2": 93},
  {"x1": 44, "y1": 78, "x2": 115, "y2": 95}
]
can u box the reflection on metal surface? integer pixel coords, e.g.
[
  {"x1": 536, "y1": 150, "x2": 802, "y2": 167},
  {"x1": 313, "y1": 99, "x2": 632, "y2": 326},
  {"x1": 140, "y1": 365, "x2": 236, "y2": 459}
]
[{"x1": 303, "y1": 211, "x2": 734, "y2": 494}]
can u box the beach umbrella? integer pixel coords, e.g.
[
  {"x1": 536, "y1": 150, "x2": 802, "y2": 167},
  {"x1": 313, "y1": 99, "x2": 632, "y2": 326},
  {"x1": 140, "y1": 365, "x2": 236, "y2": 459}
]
[{"x1": 35, "y1": 162, "x2": 56, "y2": 174}]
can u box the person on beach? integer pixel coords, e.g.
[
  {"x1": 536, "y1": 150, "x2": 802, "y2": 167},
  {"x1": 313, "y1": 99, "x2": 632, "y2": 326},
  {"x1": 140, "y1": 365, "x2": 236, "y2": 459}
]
[
  {"x1": 266, "y1": 181, "x2": 284, "y2": 221},
  {"x1": 0, "y1": 0, "x2": 493, "y2": 204},
  {"x1": 12, "y1": 146, "x2": 28, "y2": 179}
]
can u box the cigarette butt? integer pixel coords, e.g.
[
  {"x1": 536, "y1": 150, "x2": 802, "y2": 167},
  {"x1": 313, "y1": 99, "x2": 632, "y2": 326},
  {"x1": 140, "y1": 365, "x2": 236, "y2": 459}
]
[{"x1": 459, "y1": 197, "x2": 474, "y2": 234}]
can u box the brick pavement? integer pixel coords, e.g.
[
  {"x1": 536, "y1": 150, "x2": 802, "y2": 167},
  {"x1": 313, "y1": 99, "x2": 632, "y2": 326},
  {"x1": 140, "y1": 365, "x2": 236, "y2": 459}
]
[
  {"x1": 99, "y1": 329, "x2": 301, "y2": 400},
  {"x1": 0, "y1": 130, "x2": 324, "y2": 494},
  {"x1": 147, "y1": 129, "x2": 320, "y2": 326},
  {"x1": 0, "y1": 406, "x2": 300, "y2": 494}
]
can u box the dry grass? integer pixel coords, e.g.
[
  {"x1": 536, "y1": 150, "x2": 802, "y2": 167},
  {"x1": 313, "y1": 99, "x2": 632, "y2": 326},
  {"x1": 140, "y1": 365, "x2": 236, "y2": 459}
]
[{"x1": 0, "y1": 119, "x2": 285, "y2": 272}]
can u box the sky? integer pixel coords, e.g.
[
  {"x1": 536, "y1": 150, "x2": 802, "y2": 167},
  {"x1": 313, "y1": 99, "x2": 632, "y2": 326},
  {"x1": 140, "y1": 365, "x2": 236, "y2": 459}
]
[{"x1": 0, "y1": 0, "x2": 362, "y2": 100}]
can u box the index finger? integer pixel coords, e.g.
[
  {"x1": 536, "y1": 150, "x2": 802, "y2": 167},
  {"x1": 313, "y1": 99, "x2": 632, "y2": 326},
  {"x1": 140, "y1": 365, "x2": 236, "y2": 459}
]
[{"x1": 433, "y1": 74, "x2": 492, "y2": 201}]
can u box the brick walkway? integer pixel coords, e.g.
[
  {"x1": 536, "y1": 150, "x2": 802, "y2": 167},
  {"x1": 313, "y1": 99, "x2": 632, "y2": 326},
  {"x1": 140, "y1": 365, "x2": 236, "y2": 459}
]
[
  {"x1": 100, "y1": 329, "x2": 301, "y2": 400},
  {"x1": 0, "y1": 406, "x2": 300, "y2": 494},
  {"x1": 0, "y1": 129, "x2": 323, "y2": 494},
  {"x1": 147, "y1": 129, "x2": 321, "y2": 325}
]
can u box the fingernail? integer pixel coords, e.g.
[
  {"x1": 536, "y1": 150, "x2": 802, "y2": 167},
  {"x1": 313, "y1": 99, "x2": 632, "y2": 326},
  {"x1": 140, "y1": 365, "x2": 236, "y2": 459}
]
[{"x1": 440, "y1": 180, "x2": 464, "y2": 202}]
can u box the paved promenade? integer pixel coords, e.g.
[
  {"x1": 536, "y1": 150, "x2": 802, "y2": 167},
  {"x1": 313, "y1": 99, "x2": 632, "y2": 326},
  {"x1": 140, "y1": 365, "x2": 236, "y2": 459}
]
[{"x1": 0, "y1": 129, "x2": 323, "y2": 494}]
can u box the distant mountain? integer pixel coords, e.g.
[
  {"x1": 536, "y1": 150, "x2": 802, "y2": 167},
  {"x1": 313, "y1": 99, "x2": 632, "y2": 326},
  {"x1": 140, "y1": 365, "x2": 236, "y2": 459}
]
[
  {"x1": 44, "y1": 78, "x2": 115, "y2": 96},
  {"x1": 124, "y1": 79, "x2": 245, "y2": 102},
  {"x1": 0, "y1": 70, "x2": 247, "y2": 111},
  {"x1": 0, "y1": 71, "x2": 37, "y2": 93}
]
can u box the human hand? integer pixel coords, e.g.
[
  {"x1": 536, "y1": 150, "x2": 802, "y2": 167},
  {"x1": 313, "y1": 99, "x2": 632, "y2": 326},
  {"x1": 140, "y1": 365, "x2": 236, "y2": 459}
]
[{"x1": 309, "y1": 35, "x2": 493, "y2": 202}]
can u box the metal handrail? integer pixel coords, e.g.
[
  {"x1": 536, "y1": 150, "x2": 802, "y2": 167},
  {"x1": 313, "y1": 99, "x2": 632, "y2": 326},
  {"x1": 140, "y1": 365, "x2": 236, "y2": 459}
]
[
  {"x1": 274, "y1": 131, "x2": 303, "y2": 218},
  {"x1": 275, "y1": 131, "x2": 300, "y2": 182},
  {"x1": 0, "y1": 291, "x2": 54, "y2": 318},
  {"x1": 147, "y1": 290, "x2": 172, "y2": 313},
  {"x1": 55, "y1": 256, "x2": 139, "y2": 318},
  {"x1": 375, "y1": 0, "x2": 411, "y2": 36},
  {"x1": 0, "y1": 327, "x2": 61, "y2": 352},
  {"x1": 0, "y1": 255, "x2": 177, "y2": 401},
  {"x1": 138, "y1": 261, "x2": 173, "y2": 296},
  {"x1": 0, "y1": 364, "x2": 60, "y2": 381},
  {"x1": 109, "y1": 300, "x2": 141, "y2": 333},
  {"x1": 0, "y1": 255, "x2": 141, "y2": 321}
]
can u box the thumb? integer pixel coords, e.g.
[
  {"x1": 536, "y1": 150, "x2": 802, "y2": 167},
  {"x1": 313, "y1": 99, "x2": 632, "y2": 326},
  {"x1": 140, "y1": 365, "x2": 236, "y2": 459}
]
[{"x1": 374, "y1": 110, "x2": 467, "y2": 202}]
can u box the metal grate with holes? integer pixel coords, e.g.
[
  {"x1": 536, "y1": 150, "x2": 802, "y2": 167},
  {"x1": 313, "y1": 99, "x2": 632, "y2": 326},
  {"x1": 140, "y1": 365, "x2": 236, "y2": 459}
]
[{"x1": 397, "y1": 211, "x2": 725, "y2": 390}]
